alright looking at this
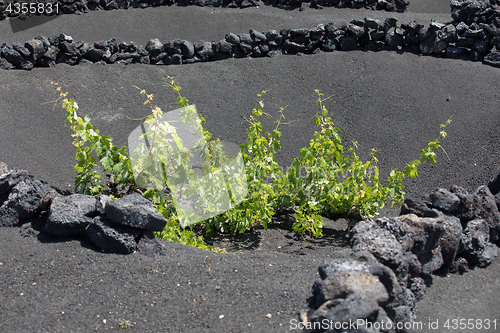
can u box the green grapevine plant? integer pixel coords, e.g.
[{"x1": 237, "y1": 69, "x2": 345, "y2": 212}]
[{"x1": 48, "y1": 78, "x2": 452, "y2": 249}]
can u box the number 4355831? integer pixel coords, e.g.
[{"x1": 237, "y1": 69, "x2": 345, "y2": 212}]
[
  {"x1": 5, "y1": 2, "x2": 60, "y2": 15},
  {"x1": 444, "y1": 319, "x2": 497, "y2": 330}
]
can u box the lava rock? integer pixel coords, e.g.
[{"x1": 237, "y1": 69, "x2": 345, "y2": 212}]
[
  {"x1": 2, "y1": 47, "x2": 23, "y2": 65},
  {"x1": 119, "y1": 41, "x2": 137, "y2": 53},
  {"x1": 339, "y1": 35, "x2": 357, "y2": 51},
  {"x1": 24, "y1": 39, "x2": 46, "y2": 60},
  {"x1": 445, "y1": 46, "x2": 467, "y2": 58},
  {"x1": 104, "y1": 193, "x2": 168, "y2": 231},
  {"x1": 225, "y1": 33, "x2": 240, "y2": 45},
  {"x1": 0, "y1": 167, "x2": 29, "y2": 196},
  {"x1": 18, "y1": 58, "x2": 35, "y2": 70},
  {"x1": 195, "y1": 41, "x2": 214, "y2": 61},
  {"x1": 430, "y1": 21, "x2": 446, "y2": 30},
  {"x1": 57, "y1": 53, "x2": 80, "y2": 65},
  {"x1": 105, "y1": 38, "x2": 118, "y2": 54},
  {"x1": 321, "y1": 37, "x2": 339, "y2": 52},
  {"x1": 162, "y1": 54, "x2": 182, "y2": 65},
  {"x1": 238, "y1": 34, "x2": 254, "y2": 54},
  {"x1": 438, "y1": 24, "x2": 458, "y2": 42},
  {"x1": 150, "y1": 52, "x2": 166, "y2": 64},
  {"x1": 364, "y1": 17, "x2": 380, "y2": 30},
  {"x1": 267, "y1": 46, "x2": 283, "y2": 58},
  {"x1": 35, "y1": 36, "x2": 51, "y2": 49},
  {"x1": 385, "y1": 31, "x2": 404, "y2": 48},
  {"x1": 464, "y1": 28, "x2": 486, "y2": 38},
  {"x1": 324, "y1": 22, "x2": 344, "y2": 38},
  {"x1": 282, "y1": 40, "x2": 306, "y2": 54},
  {"x1": 86, "y1": 216, "x2": 141, "y2": 254},
  {"x1": 84, "y1": 47, "x2": 104, "y2": 62},
  {"x1": 101, "y1": 49, "x2": 113, "y2": 63},
  {"x1": 0, "y1": 58, "x2": 13, "y2": 69},
  {"x1": 43, "y1": 46, "x2": 59, "y2": 60},
  {"x1": 164, "y1": 40, "x2": 182, "y2": 55},
  {"x1": 145, "y1": 38, "x2": 164, "y2": 54},
  {"x1": 456, "y1": 37, "x2": 475, "y2": 48},
  {"x1": 395, "y1": 214, "x2": 445, "y2": 255},
  {"x1": 348, "y1": 219, "x2": 405, "y2": 268},
  {"x1": 215, "y1": 39, "x2": 234, "y2": 54},
  {"x1": 401, "y1": 21, "x2": 423, "y2": 35},
  {"x1": 408, "y1": 277, "x2": 426, "y2": 302},
  {"x1": 491, "y1": 36, "x2": 500, "y2": 50},
  {"x1": 44, "y1": 194, "x2": 96, "y2": 236},
  {"x1": 450, "y1": 186, "x2": 500, "y2": 243},
  {"x1": 20, "y1": 221, "x2": 41, "y2": 238},
  {"x1": 474, "y1": 186, "x2": 500, "y2": 242},
  {"x1": 180, "y1": 40, "x2": 195, "y2": 59},
  {"x1": 116, "y1": 52, "x2": 140, "y2": 61},
  {"x1": 461, "y1": 218, "x2": 490, "y2": 258},
  {"x1": 318, "y1": 258, "x2": 370, "y2": 279},
  {"x1": 438, "y1": 213, "x2": 463, "y2": 267},
  {"x1": 315, "y1": 268, "x2": 389, "y2": 306},
  {"x1": 476, "y1": 242, "x2": 498, "y2": 268},
  {"x1": 423, "y1": 188, "x2": 460, "y2": 213},
  {"x1": 38, "y1": 190, "x2": 61, "y2": 212},
  {"x1": 309, "y1": 25, "x2": 325, "y2": 41},
  {"x1": 470, "y1": 50, "x2": 486, "y2": 62},
  {"x1": 382, "y1": 17, "x2": 398, "y2": 32},
  {"x1": 370, "y1": 30, "x2": 386, "y2": 42},
  {"x1": 472, "y1": 38, "x2": 492, "y2": 53},
  {"x1": 133, "y1": 56, "x2": 150, "y2": 65},
  {"x1": 308, "y1": 257, "x2": 410, "y2": 331},
  {"x1": 12, "y1": 42, "x2": 31, "y2": 58},
  {"x1": 455, "y1": 22, "x2": 469, "y2": 36},
  {"x1": 78, "y1": 43, "x2": 90, "y2": 56},
  {"x1": 250, "y1": 29, "x2": 267, "y2": 43},
  {"x1": 59, "y1": 41, "x2": 80, "y2": 56},
  {"x1": 307, "y1": 293, "x2": 381, "y2": 329},
  {"x1": 419, "y1": 245, "x2": 444, "y2": 274},
  {"x1": 433, "y1": 39, "x2": 448, "y2": 54},
  {"x1": 0, "y1": 178, "x2": 54, "y2": 227},
  {"x1": 367, "y1": 262, "x2": 403, "y2": 301},
  {"x1": 347, "y1": 23, "x2": 368, "y2": 39},
  {"x1": 483, "y1": 51, "x2": 500, "y2": 67},
  {"x1": 372, "y1": 217, "x2": 413, "y2": 251},
  {"x1": 418, "y1": 26, "x2": 434, "y2": 41}
]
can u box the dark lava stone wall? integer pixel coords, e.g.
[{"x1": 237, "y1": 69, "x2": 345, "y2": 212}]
[{"x1": 0, "y1": 0, "x2": 499, "y2": 70}]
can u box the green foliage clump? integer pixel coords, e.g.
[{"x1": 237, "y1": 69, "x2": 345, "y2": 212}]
[
  {"x1": 50, "y1": 82, "x2": 133, "y2": 195},
  {"x1": 48, "y1": 80, "x2": 215, "y2": 251},
  {"x1": 49, "y1": 78, "x2": 452, "y2": 248},
  {"x1": 201, "y1": 88, "x2": 452, "y2": 239}
]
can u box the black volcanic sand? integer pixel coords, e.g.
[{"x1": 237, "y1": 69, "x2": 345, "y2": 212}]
[{"x1": 1, "y1": 1, "x2": 500, "y2": 332}]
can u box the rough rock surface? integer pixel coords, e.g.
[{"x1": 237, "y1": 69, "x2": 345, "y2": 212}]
[
  {"x1": 44, "y1": 194, "x2": 96, "y2": 236},
  {"x1": 86, "y1": 216, "x2": 142, "y2": 254},
  {"x1": 0, "y1": 164, "x2": 168, "y2": 257},
  {"x1": 306, "y1": 258, "x2": 414, "y2": 332},
  {"x1": 0, "y1": 178, "x2": 54, "y2": 227},
  {"x1": 105, "y1": 193, "x2": 168, "y2": 231}
]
